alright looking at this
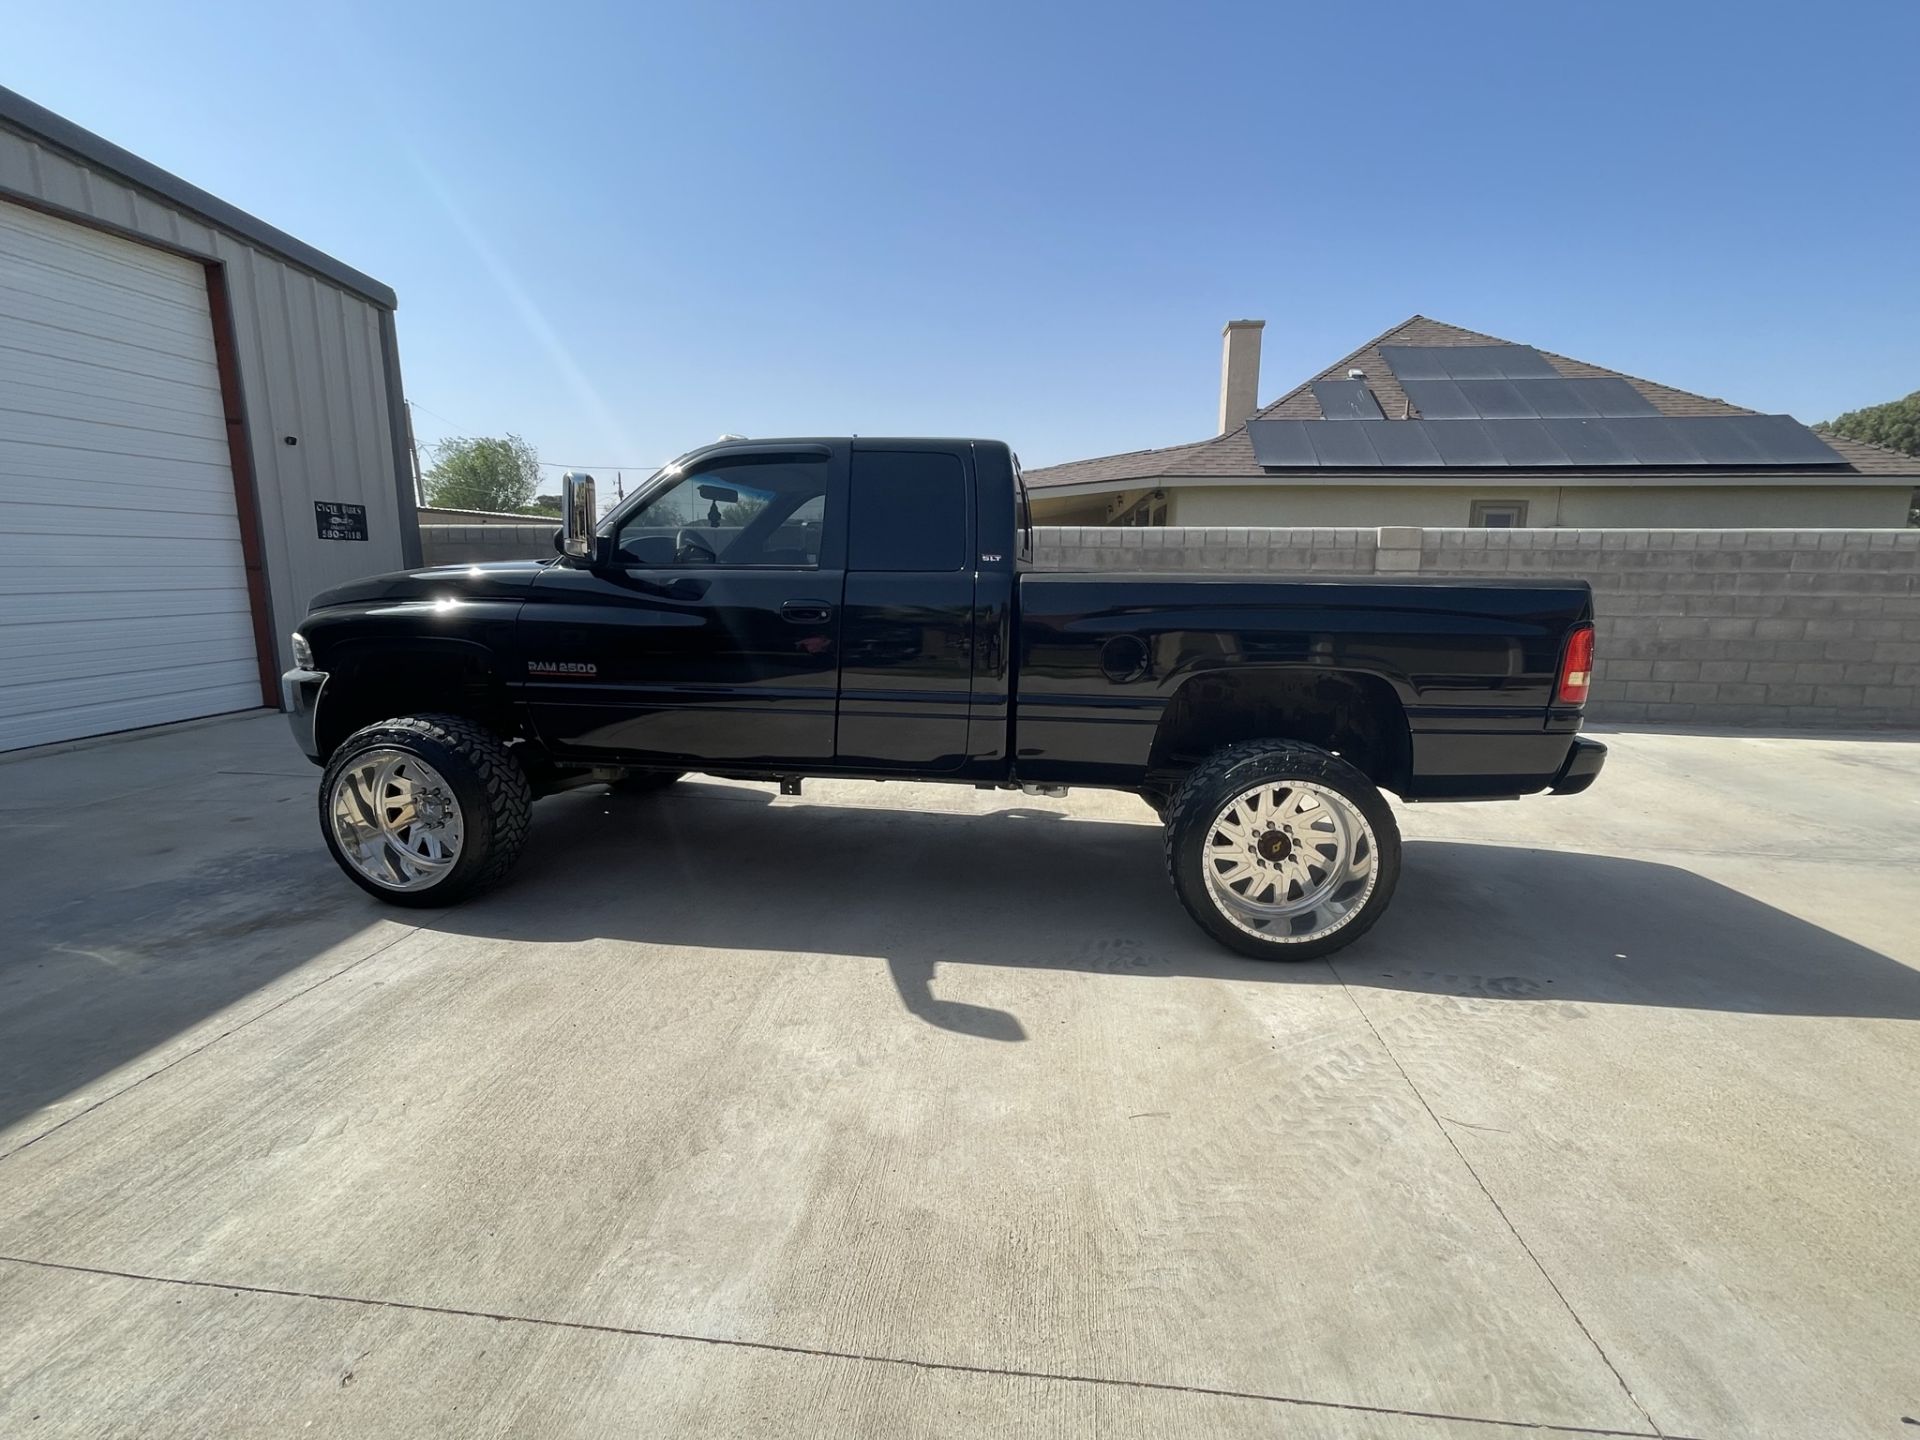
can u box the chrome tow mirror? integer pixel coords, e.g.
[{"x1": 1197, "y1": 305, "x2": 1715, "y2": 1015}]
[{"x1": 561, "y1": 471, "x2": 597, "y2": 560}]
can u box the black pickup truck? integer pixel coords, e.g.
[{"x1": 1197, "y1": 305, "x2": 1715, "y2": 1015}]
[{"x1": 285, "y1": 436, "x2": 1603, "y2": 958}]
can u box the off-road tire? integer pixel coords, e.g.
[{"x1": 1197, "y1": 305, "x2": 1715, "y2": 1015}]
[
  {"x1": 320, "y1": 713, "x2": 533, "y2": 907},
  {"x1": 1164, "y1": 740, "x2": 1401, "y2": 961}
]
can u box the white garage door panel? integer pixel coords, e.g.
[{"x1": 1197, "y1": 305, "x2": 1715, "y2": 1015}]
[
  {"x1": 0, "y1": 276, "x2": 219, "y2": 354},
  {"x1": 1, "y1": 497, "x2": 248, "y2": 542},
  {"x1": 0, "y1": 599, "x2": 251, "y2": 637},
  {"x1": 0, "y1": 315, "x2": 222, "y2": 383},
  {"x1": 0, "y1": 474, "x2": 241, "y2": 518},
  {"x1": 0, "y1": 565, "x2": 249, "y2": 596},
  {"x1": 0, "y1": 203, "x2": 212, "y2": 289},
  {"x1": 0, "y1": 439, "x2": 234, "y2": 495},
  {"x1": 0, "y1": 406, "x2": 234, "y2": 467},
  {"x1": 2, "y1": 374, "x2": 230, "y2": 444},
  {"x1": 0, "y1": 540, "x2": 248, "y2": 582},
  {"x1": 2, "y1": 622, "x2": 257, "y2": 685},
  {"x1": 0, "y1": 344, "x2": 224, "y2": 412},
  {"x1": 0, "y1": 683, "x2": 266, "y2": 760},
  {"x1": 0, "y1": 200, "x2": 260, "y2": 751}
]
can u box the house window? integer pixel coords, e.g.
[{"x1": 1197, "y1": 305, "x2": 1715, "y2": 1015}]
[
  {"x1": 1471, "y1": 500, "x2": 1528, "y2": 528},
  {"x1": 1116, "y1": 492, "x2": 1169, "y2": 526}
]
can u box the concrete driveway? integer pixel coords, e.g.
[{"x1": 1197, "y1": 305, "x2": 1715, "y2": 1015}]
[{"x1": 1, "y1": 713, "x2": 1916, "y2": 1439}]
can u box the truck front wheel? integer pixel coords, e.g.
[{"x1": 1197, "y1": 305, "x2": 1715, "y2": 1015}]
[
  {"x1": 1164, "y1": 741, "x2": 1400, "y2": 960},
  {"x1": 320, "y1": 714, "x2": 533, "y2": 907}
]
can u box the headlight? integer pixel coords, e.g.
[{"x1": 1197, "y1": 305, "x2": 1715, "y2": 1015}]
[{"x1": 291, "y1": 631, "x2": 315, "y2": 670}]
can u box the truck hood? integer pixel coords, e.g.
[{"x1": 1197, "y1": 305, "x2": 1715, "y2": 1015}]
[{"x1": 308, "y1": 558, "x2": 553, "y2": 611}]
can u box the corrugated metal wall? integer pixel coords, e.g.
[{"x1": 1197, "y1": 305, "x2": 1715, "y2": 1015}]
[{"x1": 0, "y1": 122, "x2": 411, "y2": 677}]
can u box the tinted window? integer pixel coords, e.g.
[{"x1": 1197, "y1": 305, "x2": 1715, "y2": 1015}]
[
  {"x1": 848, "y1": 452, "x2": 967, "y2": 572},
  {"x1": 614, "y1": 457, "x2": 829, "y2": 567}
]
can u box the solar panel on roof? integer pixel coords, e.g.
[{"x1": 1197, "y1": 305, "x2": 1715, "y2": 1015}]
[
  {"x1": 1727, "y1": 414, "x2": 1846, "y2": 466},
  {"x1": 1304, "y1": 422, "x2": 1381, "y2": 467},
  {"x1": 1382, "y1": 344, "x2": 1559, "y2": 380},
  {"x1": 1376, "y1": 346, "x2": 1452, "y2": 380},
  {"x1": 1364, "y1": 421, "x2": 1445, "y2": 467},
  {"x1": 1423, "y1": 420, "x2": 1508, "y2": 467},
  {"x1": 1406, "y1": 373, "x2": 1661, "y2": 420},
  {"x1": 1247, "y1": 415, "x2": 1847, "y2": 469},
  {"x1": 1486, "y1": 419, "x2": 1569, "y2": 467},
  {"x1": 1543, "y1": 418, "x2": 1635, "y2": 465},
  {"x1": 1401, "y1": 378, "x2": 1475, "y2": 418},
  {"x1": 1440, "y1": 346, "x2": 1559, "y2": 380},
  {"x1": 1455, "y1": 379, "x2": 1534, "y2": 419},
  {"x1": 1604, "y1": 417, "x2": 1707, "y2": 466},
  {"x1": 1508, "y1": 378, "x2": 1592, "y2": 418},
  {"x1": 1562, "y1": 377, "x2": 1658, "y2": 416},
  {"x1": 1245, "y1": 421, "x2": 1320, "y2": 467},
  {"x1": 1311, "y1": 380, "x2": 1384, "y2": 420}
]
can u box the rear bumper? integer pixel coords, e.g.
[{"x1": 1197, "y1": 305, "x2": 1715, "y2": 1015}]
[
  {"x1": 282, "y1": 668, "x2": 327, "y2": 765},
  {"x1": 1549, "y1": 736, "x2": 1607, "y2": 795}
]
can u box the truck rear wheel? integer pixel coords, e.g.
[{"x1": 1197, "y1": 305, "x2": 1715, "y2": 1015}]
[
  {"x1": 320, "y1": 714, "x2": 532, "y2": 907},
  {"x1": 1164, "y1": 740, "x2": 1399, "y2": 960}
]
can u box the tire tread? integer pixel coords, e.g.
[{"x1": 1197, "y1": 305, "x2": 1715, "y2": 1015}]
[{"x1": 323, "y1": 713, "x2": 532, "y2": 904}]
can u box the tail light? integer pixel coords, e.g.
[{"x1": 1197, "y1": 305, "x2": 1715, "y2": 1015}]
[{"x1": 1557, "y1": 624, "x2": 1595, "y2": 706}]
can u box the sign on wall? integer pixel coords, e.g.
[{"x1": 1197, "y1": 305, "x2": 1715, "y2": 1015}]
[{"x1": 314, "y1": 501, "x2": 369, "y2": 541}]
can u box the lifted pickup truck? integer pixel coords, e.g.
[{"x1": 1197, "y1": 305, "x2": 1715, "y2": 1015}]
[{"x1": 285, "y1": 436, "x2": 1604, "y2": 959}]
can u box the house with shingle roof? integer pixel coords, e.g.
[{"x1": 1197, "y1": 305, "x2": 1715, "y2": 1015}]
[{"x1": 1025, "y1": 317, "x2": 1917, "y2": 530}]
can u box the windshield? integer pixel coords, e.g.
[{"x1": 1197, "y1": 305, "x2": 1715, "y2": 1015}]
[{"x1": 595, "y1": 451, "x2": 700, "y2": 536}]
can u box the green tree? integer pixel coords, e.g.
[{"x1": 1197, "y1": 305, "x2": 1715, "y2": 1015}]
[
  {"x1": 1815, "y1": 392, "x2": 1920, "y2": 525},
  {"x1": 1816, "y1": 391, "x2": 1920, "y2": 456},
  {"x1": 527, "y1": 493, "x2": 564, "y2": 516},
  {"x1": 423, "y1": 434, "x2": 542, "y2": 513}
]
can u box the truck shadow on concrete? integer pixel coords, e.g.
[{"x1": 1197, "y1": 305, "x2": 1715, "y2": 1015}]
[{"x1": 421, "y1": 781, "x2": 1920, "y2": 1041}]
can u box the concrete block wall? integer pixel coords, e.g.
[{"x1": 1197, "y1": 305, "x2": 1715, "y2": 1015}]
[
  {"x1": 1034, "y1": 526, "x2": 1920, "y2": 728},
  {"x1": 419, "y1": 523, "x2": 553, "y2": 568}
]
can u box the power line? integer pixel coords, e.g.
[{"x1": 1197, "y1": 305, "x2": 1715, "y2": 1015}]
[
  {"x1": 535, "y1": 459, "x2": 665, "y2": 471},
  {"x1": 405, "y1": 398, "x2": 462, "y2": 430}
]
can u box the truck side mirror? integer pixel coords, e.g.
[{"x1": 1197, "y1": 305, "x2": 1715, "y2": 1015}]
[{"x1": 562, "y1": 471, "x2": 597, "y2": 561}]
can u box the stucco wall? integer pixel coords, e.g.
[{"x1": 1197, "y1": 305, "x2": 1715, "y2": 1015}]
[
  {"x1": 1165, "y1": 483, "x2": 1911, "y2": 530},
  {"x1": 1033, "y1": 525, "x2": 1920, "y2": 728}
]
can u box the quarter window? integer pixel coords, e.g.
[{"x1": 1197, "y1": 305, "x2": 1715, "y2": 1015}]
[{"x1": 849, "y1": 452, "x2": 968, "y2": 572}]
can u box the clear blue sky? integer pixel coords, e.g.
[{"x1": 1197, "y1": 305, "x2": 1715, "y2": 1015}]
[{"x1": 12, "y1": 0, "x2": 1919, "y2": 482}]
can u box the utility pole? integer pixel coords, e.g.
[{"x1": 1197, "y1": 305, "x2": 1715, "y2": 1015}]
[{"x1": 403, "y1": 400, "x2": 426, "y2": 507}]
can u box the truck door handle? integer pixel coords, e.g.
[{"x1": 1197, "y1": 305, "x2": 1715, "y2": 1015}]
[{"x1": 780, "y1": 600, "x2": 834, "y2": 624}]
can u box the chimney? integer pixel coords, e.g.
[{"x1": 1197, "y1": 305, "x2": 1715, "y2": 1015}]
[{"x1": 1218, "y1": 319, "x2": 1264, "y2": 434}]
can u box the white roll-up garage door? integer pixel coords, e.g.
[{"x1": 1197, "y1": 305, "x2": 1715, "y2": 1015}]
[{"x1": 0, "y1": 200, "x2": 263, "y2": 751}]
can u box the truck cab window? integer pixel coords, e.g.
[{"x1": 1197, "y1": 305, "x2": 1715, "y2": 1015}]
[
  {"x1": 849, "y1": 451, "x2": 967, "y2": 571},
  {"x1": 614, "y1": 458, "x2": 828, "y2": 567}
]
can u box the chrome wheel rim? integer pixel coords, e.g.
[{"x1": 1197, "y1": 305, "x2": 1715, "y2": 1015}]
[
  {"x1": 1201, "y1": 779, "x2": 1378, "y2": 943},
  {"x1": 328, "y1": 749, "x2": 464, "y2": 892}
]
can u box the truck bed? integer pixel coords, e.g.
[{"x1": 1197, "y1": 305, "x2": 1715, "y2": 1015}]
[{"x1": 1012, "y1": 572, "x2": 1594, "y2": 798}]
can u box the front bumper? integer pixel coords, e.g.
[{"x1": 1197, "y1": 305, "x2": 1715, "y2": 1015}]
[
  {"x1": 282, "y1": 668, "x2": 328, "y2": 765},
  {"x1": 1549, "y1": 736, "x2": 1607, "y2": 795}
]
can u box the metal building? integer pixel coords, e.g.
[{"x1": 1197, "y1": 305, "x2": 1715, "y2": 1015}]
[{"x1": 0, "y1": 86, "x2": 417, "y2": 752}]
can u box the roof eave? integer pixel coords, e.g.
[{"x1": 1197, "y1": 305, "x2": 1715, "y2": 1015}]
[{"x1": 0, "y1": 84, "x2": 398, "y2": 309}]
